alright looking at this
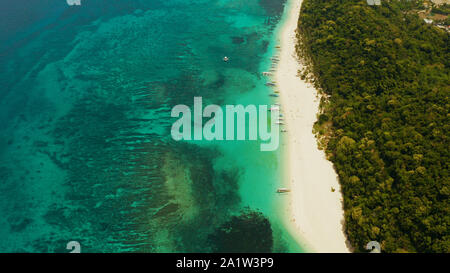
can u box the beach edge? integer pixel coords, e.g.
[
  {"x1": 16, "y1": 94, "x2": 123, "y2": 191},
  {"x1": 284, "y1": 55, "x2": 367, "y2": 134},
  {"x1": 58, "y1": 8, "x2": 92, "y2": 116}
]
[{"x1": 275, "y1": 0, "x2": 350, "y2": 253}]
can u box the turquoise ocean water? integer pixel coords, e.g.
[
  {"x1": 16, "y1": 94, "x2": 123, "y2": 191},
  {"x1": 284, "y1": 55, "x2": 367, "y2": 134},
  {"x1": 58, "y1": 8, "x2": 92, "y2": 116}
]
[{"x1": 0, "y1": 0, "x2": 304, "y2": 252}]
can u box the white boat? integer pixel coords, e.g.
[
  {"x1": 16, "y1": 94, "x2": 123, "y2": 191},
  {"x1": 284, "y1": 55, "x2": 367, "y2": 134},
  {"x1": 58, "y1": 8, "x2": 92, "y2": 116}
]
[{"x1": 277, "y1": 188, "x2": 290, "y2": 193}]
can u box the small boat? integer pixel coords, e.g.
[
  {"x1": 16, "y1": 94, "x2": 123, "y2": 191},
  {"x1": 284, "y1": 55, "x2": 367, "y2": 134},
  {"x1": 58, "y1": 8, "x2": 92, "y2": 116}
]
[
  {"x1": 281, "y1": 129, "x2": 287, "y2": 133},
  {"x1": 269, "y1": 94, "x2": 279, "y2": 97},
  {"x1": 265, "y1": 82, "x2": 276, "y2": 86},
  {"x1": 223, "y1": 56, "x2": 229, "y2": 62},
  {"x1": 269, "y1": 107, "x2": 280, "y2": 112},
  {"x1": 277, "y1": 188, "x2": 290, "y2": 193},
  {"x1": 275, "y1": 121, "x2": 284, "y2": 125}
]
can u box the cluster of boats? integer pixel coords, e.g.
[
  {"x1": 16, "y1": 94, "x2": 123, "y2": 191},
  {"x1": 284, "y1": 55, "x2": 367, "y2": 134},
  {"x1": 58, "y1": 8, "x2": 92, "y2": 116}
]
[
  {"x1": 225, "y1": 48, "x2": 290, "y2": 194},
  {"x1": 269, "y1": 104, "x2": 285, "y2": 126}
]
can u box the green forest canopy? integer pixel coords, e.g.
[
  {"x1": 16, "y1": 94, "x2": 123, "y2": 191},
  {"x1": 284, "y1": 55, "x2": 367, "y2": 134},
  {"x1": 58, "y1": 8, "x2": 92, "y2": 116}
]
[{"x1": 298, "y1": 0, "x2": 449, "y2": 252}]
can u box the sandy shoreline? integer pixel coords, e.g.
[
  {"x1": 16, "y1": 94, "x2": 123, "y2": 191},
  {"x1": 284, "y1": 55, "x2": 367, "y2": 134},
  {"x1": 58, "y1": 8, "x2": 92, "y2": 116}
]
[{"x1": 275, "y1": 0, "x2": 350, "y2": 252}]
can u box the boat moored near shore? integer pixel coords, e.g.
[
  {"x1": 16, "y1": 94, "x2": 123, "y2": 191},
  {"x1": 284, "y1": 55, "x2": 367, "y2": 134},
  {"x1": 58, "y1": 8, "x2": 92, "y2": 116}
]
[{"x1": 277, "y1": 188, "x2": 291, "y2": 193}]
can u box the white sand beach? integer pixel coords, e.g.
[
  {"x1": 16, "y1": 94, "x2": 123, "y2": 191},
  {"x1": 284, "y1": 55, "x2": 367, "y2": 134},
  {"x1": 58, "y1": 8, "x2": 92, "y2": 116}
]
[{"x1": 275, "y1": 0, "x2": 350, "y2": 252}]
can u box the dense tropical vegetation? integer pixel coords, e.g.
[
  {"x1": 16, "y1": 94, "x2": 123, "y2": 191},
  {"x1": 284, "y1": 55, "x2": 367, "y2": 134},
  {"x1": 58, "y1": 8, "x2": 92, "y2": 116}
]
[{"x1": 298, "y1": 0, "x2": 449, "y2": 252}]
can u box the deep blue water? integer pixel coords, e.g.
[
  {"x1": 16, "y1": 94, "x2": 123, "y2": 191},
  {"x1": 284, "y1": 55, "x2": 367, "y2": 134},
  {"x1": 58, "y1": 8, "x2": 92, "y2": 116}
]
[{"x1": 0, "y1": 0, "x2": 302, "y2": 252}]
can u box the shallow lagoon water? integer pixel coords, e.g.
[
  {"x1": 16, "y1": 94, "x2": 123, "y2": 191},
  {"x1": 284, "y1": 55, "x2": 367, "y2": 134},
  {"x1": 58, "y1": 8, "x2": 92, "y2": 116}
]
[{"x1": 0, "y1": 0, "x2": 303, "y2": 252}]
